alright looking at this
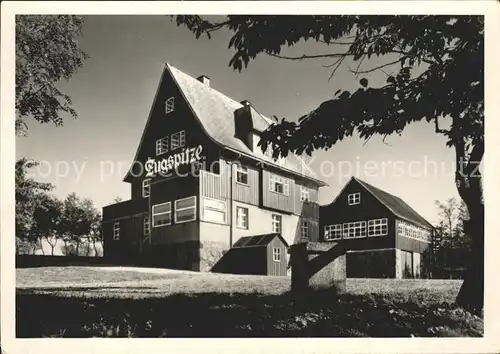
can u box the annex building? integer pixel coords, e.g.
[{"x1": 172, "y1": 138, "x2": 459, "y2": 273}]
[{"x1": 320, "y1": 177, "x2": 434, "y2": 278}]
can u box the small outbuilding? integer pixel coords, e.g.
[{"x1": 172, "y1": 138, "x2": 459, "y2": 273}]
[{"x1": 211, "y1": 233, "x2": 289, "y2": 276}]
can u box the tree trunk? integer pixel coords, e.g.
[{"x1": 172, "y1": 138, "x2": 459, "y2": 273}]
[
  {"x1": 93, "y1": 240, "x2": 99, "y2": 257},
  {"x1": 455, "y1": 202, "x2": 484, "y2": 315},
  {"x1": 39, "y1": 239, "x2": 45, "y2": 255},
  {"x1": 46, "y1": 237, "x2": 57, "y2": 256},
  {"x1": 454, "y1": 163, "x2": 484, "y2": 315}
]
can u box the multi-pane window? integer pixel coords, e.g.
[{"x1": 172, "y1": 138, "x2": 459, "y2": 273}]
[
  {"x1": 300, "y1": 186, "x2": 310, "y2": 202},
  {"x1": 273, "y1": 247, "x2": 281, "y2": 262},
  {"x1": 397, "y1": 222, "x2": 404, "y2": 236},
  {"x1": 174, "y1": 196, "x2": 197, "y2": 223},
  {"x1": 156, "y1": 137, "x2": 169, "y2": 155},
  {"x1": 368, "y1": 218, "x2": 388, "y2": 237},
  {"x1": 348, "y1": 192, "x2": 361, "y2": 205},
  {"x1": 165, "y1": 97, "x2": 175, "y2": 114},
  {"x1": 142, "y1": 179, "x2": 151, "y2": 198},
  {"x1": 203, "y1": 197, "x2": 227, "y2": 224},
  {"x1": 269, "y1": 174, "x2": 289, "y2": 195},
  {"x1": 113, "y1": 222, "x2": 120, "y2": 240},
  {"x1": 343, "y1": 221, "x2": 367, "y2": 239},
  {"x1": 143, "y1": 216, "x2": 150, "y2": 236},
  {"x1": 397, "y1": 220, "x2": 431, "y2": 243},
  {"x1": 325, "y1": 224, "x2": 343, "y2": 241},
  {"x1": 171, "y1": 130, "x2": 186, "y2": 150},
  {"x1": 236, "y1": 165, "x2": 248, "y2": 185},
  {"x1": 301, "y1": 220, "x2": 309, "y2": 240},
  {"x1": 271, "y1": 214, "x2": 282, "y2": 233},
  {"x1": 236, "y1": 206, "x2": 248, "y2": 229},
  {"x1": 152, "y1": 202, "x2": 171, "y2": 227}
]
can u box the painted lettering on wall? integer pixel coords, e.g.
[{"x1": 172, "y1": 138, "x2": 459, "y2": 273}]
[{"x1": 145, "y1": 145, "x2": 203, "y2": 177}]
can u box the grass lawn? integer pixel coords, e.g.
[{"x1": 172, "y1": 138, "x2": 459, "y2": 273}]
[{"x1": 16, "y1": 266, "x2": 482, "y2": 338}]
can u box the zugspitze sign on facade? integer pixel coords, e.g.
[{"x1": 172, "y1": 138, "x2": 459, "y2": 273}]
[{"x1": 145, "y1": 145, "x2": 203, "y2": 177}]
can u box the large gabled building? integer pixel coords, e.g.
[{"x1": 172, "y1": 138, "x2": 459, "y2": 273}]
[
  {"x1": 320, "y1": 176, "x2": 434, "y2": 279},
  {"x1": 102, "y1": 63, "x2": 327, "y2": 272}
]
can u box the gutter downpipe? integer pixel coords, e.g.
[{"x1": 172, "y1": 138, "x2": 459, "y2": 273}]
[{"x1": 226, "y1": 150, "x2": 242, "y2": 248}]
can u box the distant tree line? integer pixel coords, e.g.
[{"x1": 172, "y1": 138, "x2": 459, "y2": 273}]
[
  {"x1": 15, "y1": 158, "x2": 103, "y2": 257},
  {"x1": 423, "y1": 198, "x2": 472, "y2": 279}
]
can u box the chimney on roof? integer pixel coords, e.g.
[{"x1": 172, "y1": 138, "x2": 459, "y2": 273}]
[{"x1": 197, "y1": 75, "x2": 210, "y2": 87}]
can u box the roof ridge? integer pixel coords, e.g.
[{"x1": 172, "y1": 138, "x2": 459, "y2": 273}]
[
  {"x1": 356, "y1": 177, "x2": 402, "y2": 200},
  {"x1": 167, "y1": 63, "x2": 320, "y2": 182},
  {"x1": 354, "y1": 177, "x2": 433, "y2": 229},
  {"x1": 167, "y1": 63, "x2": 247, "y2": 110}
]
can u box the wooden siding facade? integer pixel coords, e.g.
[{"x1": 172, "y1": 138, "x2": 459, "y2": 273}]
[
  {"x1": 199, "y1": 164, "x2": 320, "y2": 219},
  {"x1": 102, "y1": 67, "x2": 324, "y2": 271},
  {"x1": 319, "y1": 178, "x2": 432, "y2": 278},
  {"x1": 266, "y1": 236, "x2": 288, "y2": 276},
  {"x1": 319, "y1": 178, "x2": 395, "y2": 247}
]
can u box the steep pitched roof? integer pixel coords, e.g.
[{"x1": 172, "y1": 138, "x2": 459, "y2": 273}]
[
  {"x1": 324, "y1": 176, "x2": 434, "y2": 229},
  {"x1": 167, "y1": 64, "x2": 326, "y2": 185},
  {"x1": 232, "y1": 233, "x2": 289, "y2": 248},
  {"x1": 353, "y1": 177, "x2": 434, "y2": 229},
  {"x1": 123, "y1": 63, "x2": 326, "y2": 186}
]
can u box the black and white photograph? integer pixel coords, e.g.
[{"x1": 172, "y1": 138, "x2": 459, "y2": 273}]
[{"x1": 1, "y1": 1, "x2": 499, "y2": 352}]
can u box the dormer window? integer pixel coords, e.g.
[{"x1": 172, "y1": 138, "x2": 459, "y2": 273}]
[
  {"x1": 236, "y1": 165, "x2": 248, "y2": 185},
  {"x1": 165, "y1": 97, "x2": 175, "y2": 114},
  {"x1": 156, "y1": 136, "x2": 169, "y2": 155},
  {"x1": 171, "y1": 130, "x2": 186, "y2": 150},
  {"x1": 348, "y1": 192, "x2": 361, "y2": 205}
]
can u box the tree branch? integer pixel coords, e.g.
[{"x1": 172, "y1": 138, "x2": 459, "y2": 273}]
[
  {"x1": 435, "y1": 117, "x2": 451, "y2": 135},
  {"x1": 348, "y1": 58, "x2": 402, "y2": 75},
  {"x1": 266, "y1": 52, "x2": 346, "y2": 61},
  {"x1": 327, "y1": 56, "x2": 347, "y2": 81},
  {"x1": 205, "y1": 20, "x2": 232, "y2": 35},
  {"x1": 353, "y1": 53, "x2": 368, "y2": 78},
  {"x1": 392, "y1": 48, "x2": 437, "y2": 67},
  {"x1": 319, "y1": 39, "x2": 355, "y2": 45},
  {"x1": 382, "y1": 134, "x2": 392, "y2": 146}
]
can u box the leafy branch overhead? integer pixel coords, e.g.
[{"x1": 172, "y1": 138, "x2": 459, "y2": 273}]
[
  {"x1": 15, "y1": 15, "x2": 89, "y2": 136},
  {"x1": 175, "y1": 15, "x2": 484, "y2": 314},
  {"x1": 174, "y1": 15, "x2": 483, "y2": 160}
]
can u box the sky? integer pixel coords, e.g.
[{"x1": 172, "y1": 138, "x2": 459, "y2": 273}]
[{"x1": 15, "y1": 15, "x2": 463, "y2": 225}]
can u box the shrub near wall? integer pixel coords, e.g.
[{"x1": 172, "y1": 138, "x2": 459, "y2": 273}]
[{"x1": 346, "y1": 250, "x2": 395, "y2": 278}]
